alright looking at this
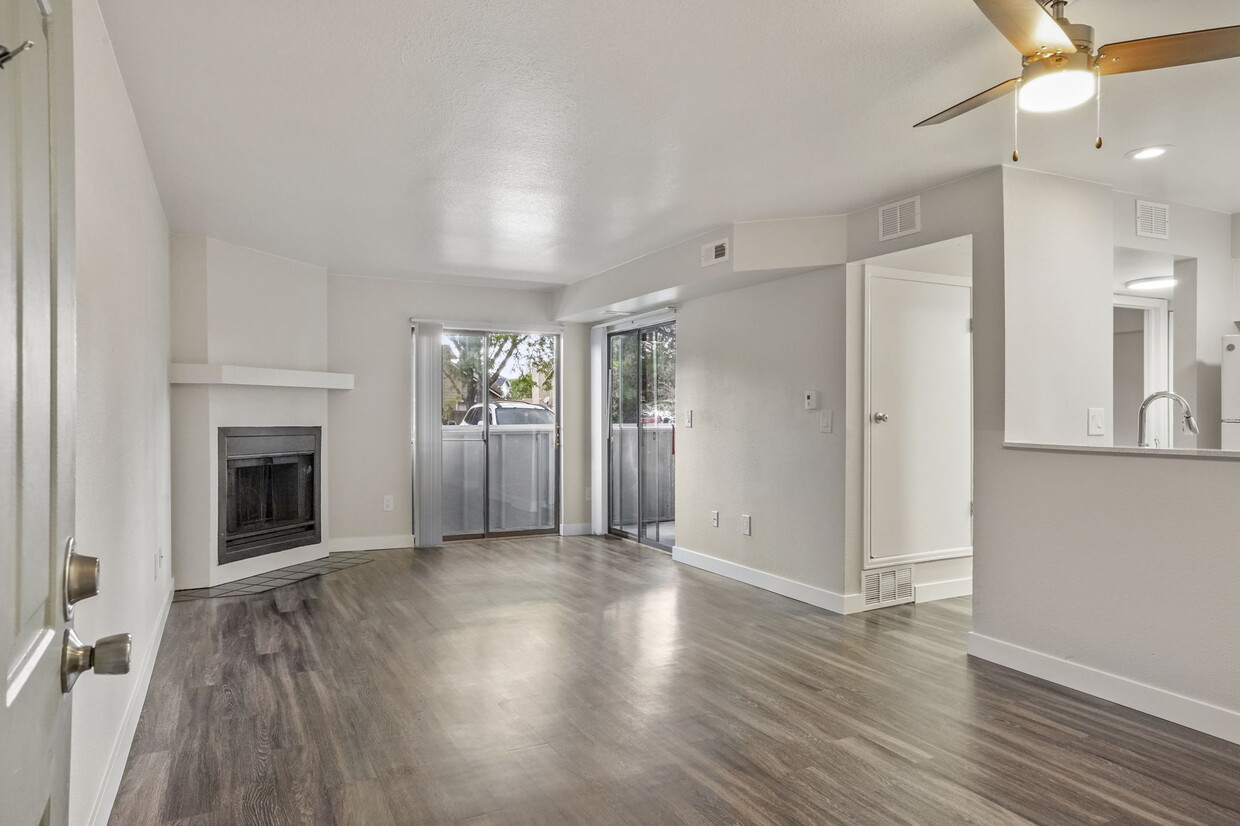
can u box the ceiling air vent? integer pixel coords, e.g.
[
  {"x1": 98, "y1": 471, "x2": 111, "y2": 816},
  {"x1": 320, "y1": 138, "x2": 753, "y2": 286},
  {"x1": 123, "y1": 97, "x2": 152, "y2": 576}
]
[
  {"x1": 701, "y1": 238, "x2": 730, "y2": 267},
  {"x1": 1136, "y1": 200, "x2": 1170, "y2": 240},
  {"x1": 863, "y1": 567, "x2": 914, "y2": 608},
  {"x1": 879, "y1": 196, "x2": 921, "y2": 241}
]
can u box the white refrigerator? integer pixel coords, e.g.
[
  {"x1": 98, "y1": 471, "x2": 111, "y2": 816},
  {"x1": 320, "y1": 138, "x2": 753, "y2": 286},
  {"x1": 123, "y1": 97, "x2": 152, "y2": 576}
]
[{"x1": 1223, "y1": 335, "x2": 1240, "y2": 450}]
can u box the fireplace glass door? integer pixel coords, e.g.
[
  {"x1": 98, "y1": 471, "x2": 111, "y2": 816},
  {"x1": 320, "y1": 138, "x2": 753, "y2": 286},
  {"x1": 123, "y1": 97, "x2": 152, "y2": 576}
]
[{"x1": 219, "y1": 427, "x2": 321, "y2": 563}]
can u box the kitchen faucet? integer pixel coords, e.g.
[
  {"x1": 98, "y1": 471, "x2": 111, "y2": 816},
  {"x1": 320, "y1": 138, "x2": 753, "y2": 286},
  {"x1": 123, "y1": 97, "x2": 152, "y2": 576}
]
[{"x1": 1137, "y1": 391, "x2": 1199, "y2": 448}]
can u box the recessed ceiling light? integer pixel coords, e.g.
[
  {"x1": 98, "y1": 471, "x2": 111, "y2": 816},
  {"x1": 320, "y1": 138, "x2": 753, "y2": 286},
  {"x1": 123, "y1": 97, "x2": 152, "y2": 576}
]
[
  {"x1": 1126, "y1": 145, "x2": 1174, "y2": 160},
  {"x1": 1125, "y1": 276, "x2": 1177, "y2": 291}
]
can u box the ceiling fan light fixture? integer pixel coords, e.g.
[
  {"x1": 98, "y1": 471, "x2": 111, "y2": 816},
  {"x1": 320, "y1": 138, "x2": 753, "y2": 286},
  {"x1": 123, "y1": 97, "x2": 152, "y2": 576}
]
[
  {"x1": 1125, "y1": 276, "x2": 1177, "y2": 291},
  {"x1": 1018, "y1": 52, "x2": 1096, "y2": 113}
]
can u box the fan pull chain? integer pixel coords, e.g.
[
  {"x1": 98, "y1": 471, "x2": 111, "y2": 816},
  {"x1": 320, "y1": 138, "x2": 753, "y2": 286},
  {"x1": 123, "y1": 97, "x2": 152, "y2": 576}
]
[
  {"x1": 1012, "y1": 80, "x2": 1021, "y2": 162},
  {"x1": 1094, "y1": 66, "x2": 1103, "y2": 149}
]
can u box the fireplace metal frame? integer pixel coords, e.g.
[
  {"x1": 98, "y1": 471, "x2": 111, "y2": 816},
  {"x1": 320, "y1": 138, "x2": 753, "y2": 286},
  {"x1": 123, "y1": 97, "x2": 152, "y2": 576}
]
[{"x1": 218, "y1": 426, "x2": 322, "y2": 565}]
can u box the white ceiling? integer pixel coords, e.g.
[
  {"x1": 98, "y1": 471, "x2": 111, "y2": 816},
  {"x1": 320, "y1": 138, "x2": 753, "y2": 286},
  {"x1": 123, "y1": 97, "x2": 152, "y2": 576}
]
[{"x1": 98, "y1": 0, "x2": 1240, "y2": 287}]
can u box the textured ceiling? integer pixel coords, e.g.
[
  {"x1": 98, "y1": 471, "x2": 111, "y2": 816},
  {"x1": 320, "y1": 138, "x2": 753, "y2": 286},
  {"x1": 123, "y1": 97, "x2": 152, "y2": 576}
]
[{"x1": 99, "y1": 0, "x2": 1240, "y2": 286}]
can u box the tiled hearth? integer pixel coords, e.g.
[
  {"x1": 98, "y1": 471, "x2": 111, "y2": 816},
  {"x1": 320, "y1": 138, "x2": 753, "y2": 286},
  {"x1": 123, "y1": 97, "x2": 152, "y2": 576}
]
[{"x1": 172, "y1": 551, "x2": 373, "y2": 602}]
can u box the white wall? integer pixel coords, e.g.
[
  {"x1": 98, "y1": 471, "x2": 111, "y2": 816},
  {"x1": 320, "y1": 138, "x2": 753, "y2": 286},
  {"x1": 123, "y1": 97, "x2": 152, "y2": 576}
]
[
  {"x1": 325, "y1": 274, "x2": 566, "y2": 545},
  {"x1": 70, "y1": 1, "x2": 174, "y2": 823},
  {"x1": 171, "y1": 236, "x2": 329, "y2": 370},
  {"x1": 1003, "y1": 169, "x2": 1115, "y2": 446},
  {"x1": 675, "y1": 269, "x2": 848, "y2": 594},
  {"x1": 559, "y1": 322, "x2": 592, "y2": 529}
]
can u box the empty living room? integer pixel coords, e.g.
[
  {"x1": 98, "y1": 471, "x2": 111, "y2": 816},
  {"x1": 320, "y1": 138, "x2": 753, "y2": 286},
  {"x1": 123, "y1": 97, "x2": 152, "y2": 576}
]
[{"x1": 3, "y1": 0, "x2": 1240, "y2": 824}]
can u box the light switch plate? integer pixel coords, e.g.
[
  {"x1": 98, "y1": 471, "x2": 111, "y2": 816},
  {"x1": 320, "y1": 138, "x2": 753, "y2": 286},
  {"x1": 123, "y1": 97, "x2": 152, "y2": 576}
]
[
  {"x1": 804, "y1": 391, "x2": 820, "y2": 411},
  {"x1": 710, "y1": 510, "x2": 719, "y2": 527},
  {"x1": 741, "y1": 514, "x2": 752, "y2": 536},
  {"x1": 382, "y1": 494, "x2": 394, "y2": 512},
  {"x1": 820, "y1": 410, "x2": 833, "y2": 434},
  {"x1": 1088, "y1": 408, "x2": 1105, "y2": 436},
  {"x1": 684, "y1": 410, "x2": 693, "y2": 428}
]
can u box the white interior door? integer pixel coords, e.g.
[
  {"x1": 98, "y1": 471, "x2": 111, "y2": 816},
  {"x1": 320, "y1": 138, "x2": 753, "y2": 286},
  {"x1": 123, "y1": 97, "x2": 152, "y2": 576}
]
[
  {"x1": 2, "y1": 1, "x2": 74, "y2": 822},
  {"x1": 865, "y1": 267, "x2": 972, "y2": 567}
]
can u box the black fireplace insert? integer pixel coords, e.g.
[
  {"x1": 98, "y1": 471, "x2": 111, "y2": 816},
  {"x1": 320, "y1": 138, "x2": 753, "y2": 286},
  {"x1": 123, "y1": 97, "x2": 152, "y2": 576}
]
[{"x1": 218, "y1": 426, "x2": 321, "y2": 564}]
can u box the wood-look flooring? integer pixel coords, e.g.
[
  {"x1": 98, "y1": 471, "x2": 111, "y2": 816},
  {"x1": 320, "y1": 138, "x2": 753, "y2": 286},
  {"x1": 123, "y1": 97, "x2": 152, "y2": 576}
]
[{"x1": 110, "y1": 536, "x2": 1240, "y2": 825}]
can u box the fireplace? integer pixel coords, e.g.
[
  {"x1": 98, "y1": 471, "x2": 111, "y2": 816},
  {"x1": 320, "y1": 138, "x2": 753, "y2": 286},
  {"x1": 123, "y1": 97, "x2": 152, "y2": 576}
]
[{"x1": 218, "y1": 426, "x2": 321, "y2": 564}]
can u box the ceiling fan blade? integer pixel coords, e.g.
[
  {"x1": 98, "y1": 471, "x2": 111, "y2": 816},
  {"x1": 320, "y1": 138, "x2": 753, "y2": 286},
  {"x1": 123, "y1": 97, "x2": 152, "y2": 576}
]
[
  {"x1": 1098, "y1": 25, "x2": 1240, "y2": 75},
  {"x1": 915, "y1": 78, "x2": 1020, "y2": 127},
  {"x1": 972, "y1": 0, "x2": 1076, "y2": 56}
]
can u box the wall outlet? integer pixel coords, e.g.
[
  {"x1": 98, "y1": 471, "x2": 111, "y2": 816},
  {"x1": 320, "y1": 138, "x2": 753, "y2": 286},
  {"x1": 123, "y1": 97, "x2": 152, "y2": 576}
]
[
  {"x1": 820, "y1": 410, "x2": 834, "y2": 434},
  {"x1": 741, "y1": 514, "x2": 752, "y2": 536},
  {"x1": 382, "y1": 494, "x2": 394, "y2": 512},
  {"x1": 710, "y1": 510, "x2": 719, "y2": 527},
  {"x1": 1087, "y1": 408, "x2": 1105, "y2": 437}
]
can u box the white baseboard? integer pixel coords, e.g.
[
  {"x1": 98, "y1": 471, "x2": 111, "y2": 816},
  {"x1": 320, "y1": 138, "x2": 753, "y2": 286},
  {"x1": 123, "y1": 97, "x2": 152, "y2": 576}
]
[
  {"x1": 559, "y1": 523, "x2": 592, "y2": 537},
  {"x1": 968, "y1": 632, "x2": 1240, "y2": 746},
  {"x1": 915, "y1": 576, "x2": 972, "y2": 603},
  {"x1": 672, "y1": 546, "x2": 865, "y2": 614},
  {"x1": 326, "y1": 534, "x2": 416, "y2": 552},
  {"x1": 88, "y1": 583, "x2": 175, "y2": 826}
]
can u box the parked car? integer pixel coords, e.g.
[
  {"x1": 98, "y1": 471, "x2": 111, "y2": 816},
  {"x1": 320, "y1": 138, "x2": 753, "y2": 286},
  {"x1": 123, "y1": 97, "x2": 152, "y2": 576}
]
[{"x1": 462, "y1": 401, "x2": 555, "y2": 426}]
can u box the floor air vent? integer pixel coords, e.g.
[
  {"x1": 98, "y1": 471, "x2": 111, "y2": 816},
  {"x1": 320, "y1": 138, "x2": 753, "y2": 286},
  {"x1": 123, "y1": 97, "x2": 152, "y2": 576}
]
[
  {"x1": 863, "y1": 567, "x2": 914, "y2": 607},
  {"x1": 1135, "y1": 200, "x2": 1170, "y2": 240},
  {"x1": 879, "y1": 196, "x2": 921, "y2": 241}
]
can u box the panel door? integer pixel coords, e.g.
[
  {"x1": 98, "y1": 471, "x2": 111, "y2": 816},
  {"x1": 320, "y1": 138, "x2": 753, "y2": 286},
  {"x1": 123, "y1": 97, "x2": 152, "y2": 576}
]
[
  {"x1": 866, "y1": 268, "x2": 972, "y2": 565},
  {"x1": 1, "y1": 0, "x2": 74, "y2": 822}
]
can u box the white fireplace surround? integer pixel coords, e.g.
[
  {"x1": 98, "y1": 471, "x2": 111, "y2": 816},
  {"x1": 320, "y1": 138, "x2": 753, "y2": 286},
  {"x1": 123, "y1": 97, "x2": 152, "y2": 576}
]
[{"x1": 169, "y1": 235, "x2": 354, "y2": 588}]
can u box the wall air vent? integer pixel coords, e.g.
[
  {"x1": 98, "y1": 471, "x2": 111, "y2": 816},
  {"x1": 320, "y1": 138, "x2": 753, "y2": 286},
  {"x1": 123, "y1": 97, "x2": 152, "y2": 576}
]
[
  {"x1": 863, "y1": 567, "x2": 914, "y2": 607},
  {"x1": 879, "y1": 196, "x2": 921, "y2": 241},
  {"x1": 1136, "y1": 200, "x2": 1170, "y2": 240},
  {"x1": 701, "y1": 238, "x2": 730, "y2": 267}
]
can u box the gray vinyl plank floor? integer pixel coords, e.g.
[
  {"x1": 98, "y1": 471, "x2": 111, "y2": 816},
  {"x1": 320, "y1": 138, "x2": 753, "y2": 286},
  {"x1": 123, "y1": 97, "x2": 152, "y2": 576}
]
[{"x1": 109, "y1": 536, "x2": 1240, "y2": 825}]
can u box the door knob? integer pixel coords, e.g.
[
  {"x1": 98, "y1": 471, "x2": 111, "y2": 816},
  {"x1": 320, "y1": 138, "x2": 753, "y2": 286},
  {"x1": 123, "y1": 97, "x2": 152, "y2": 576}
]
[
  {"x1": 873, "y1": 412, "x2": 890, "y2": 423},
  {"x1": 62, "y1": 537, "x2": 100, "y2": 620},
  {"x1": 61, "y1": 628, "x2": 132, "y2": 693}
]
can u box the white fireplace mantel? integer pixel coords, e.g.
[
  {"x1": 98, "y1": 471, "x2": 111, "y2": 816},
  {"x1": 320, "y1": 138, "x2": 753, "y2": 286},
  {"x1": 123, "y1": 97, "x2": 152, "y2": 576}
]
[{"x1": 169, "y1": 363, "x2": 354, "y2": 390}]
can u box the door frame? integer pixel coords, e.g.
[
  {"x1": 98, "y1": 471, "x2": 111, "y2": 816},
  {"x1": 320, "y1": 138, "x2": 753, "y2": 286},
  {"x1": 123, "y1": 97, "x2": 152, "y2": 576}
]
[
  {"x1": 589, "y1": 309, "x2": 677, "y2": 540},
  {"x1": 1112, "y1": 294, "x2": 1171, "y2": 447},
  {"x1": 863, "y1": 266, "x2": 973, "y2": 569}
]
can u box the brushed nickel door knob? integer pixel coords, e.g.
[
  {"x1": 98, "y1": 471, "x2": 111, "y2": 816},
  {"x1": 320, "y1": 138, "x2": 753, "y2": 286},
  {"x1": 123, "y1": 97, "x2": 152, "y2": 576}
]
[
  {"x1": 873, "y1": 412, "x2": 890, "y2": 423},
  {"x1": 63, "y1": 536, "x2": 101, "y2": 620},
  {"x1": 61, "y1": 629, "x2": 132, "y2": 693}
]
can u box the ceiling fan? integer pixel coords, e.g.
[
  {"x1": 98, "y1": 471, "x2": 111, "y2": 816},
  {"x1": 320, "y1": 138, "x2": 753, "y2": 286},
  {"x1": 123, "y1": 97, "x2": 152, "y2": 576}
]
[{"x1": 916, "y1": 0, "x2": 1240, "y2": 128}]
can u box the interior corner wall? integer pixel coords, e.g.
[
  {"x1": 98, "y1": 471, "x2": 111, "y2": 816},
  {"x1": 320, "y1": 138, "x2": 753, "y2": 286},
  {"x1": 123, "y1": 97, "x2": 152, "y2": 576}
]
[
  {"x1": 674, "y1": 268, "x2": 847, "y2": 595},
  {"x1": 1003, "y1": 168, "x2": 1115, "y2": 446},
  {"x1": 70, "y1": 0, "x2": 175, "y2": 823},
  {"x1": 324, "y1": 275, "x2": 562, "y2": 546}
]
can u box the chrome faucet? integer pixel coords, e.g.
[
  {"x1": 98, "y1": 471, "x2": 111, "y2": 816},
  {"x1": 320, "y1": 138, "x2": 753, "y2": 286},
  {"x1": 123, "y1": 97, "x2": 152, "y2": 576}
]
[{"x1": 1137, "y1": 391, "x2": 1199, "y2": 447}]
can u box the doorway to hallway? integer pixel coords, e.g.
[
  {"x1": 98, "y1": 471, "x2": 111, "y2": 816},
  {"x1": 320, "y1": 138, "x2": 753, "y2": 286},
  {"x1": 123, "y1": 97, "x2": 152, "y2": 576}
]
[{"x1": 607, "y1": 322, "x2": 676, "y2": 551}]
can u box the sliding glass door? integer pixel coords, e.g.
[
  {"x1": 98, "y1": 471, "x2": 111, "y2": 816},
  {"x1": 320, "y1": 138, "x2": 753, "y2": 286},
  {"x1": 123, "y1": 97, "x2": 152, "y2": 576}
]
[
  {"x1": 441, "y1": 331, "x2": 559, "y2": 539},
  {"x1": 609, "y1": 322, "x2": 676, "y2": 550}
]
